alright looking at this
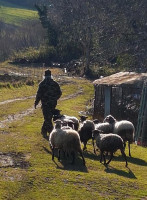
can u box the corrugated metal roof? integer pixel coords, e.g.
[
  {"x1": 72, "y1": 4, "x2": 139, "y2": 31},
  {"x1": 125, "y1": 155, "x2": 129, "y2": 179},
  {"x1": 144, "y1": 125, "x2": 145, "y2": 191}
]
[{"x1": 93, "y1": 72, "x2": 147, "y2": 86}]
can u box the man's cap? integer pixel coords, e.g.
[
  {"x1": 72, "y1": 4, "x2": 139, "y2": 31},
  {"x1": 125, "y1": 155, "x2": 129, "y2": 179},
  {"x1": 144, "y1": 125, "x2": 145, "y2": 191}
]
[{"x1": 45, "y1": 69, "x2": 51, "y2": 76}]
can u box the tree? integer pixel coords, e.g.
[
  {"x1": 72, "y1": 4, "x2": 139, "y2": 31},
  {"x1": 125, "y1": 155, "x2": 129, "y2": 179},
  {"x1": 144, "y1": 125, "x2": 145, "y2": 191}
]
[{"x1": 36, "y1": 0, "x2": 147, "y2": 73}]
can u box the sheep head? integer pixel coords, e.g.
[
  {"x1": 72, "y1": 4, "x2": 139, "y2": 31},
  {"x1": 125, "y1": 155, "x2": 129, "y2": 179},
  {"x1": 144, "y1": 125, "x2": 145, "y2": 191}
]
[
  {"x1": 92, "y1": 129, "x2": 100, "y2": 140},
  {"x1": 103, "y1": 115, "x2": 116, "y2": 124},
  {"x1": 79, "y1": 115, "x2": 88, "y2": 122},
  {"x1": 93, "y1": 119, "x2": 100, "y2": 124},
  {"x1": 54, "y1": 119, "x2": 62, "y2": 129}
]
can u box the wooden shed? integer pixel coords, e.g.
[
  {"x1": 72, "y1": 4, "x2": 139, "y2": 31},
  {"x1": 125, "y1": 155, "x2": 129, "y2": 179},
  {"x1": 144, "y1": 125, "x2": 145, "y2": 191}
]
[{"x1": 93, "y1": 72, "x2": 147, "y2": 146}]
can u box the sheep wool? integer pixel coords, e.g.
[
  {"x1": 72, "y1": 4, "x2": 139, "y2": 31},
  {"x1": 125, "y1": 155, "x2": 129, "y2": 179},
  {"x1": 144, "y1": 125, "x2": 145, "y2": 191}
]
[
  {"x1": 103, "y1": 115, "x2": 135, "y2": 157},
  {"x1": 53, "y1": 110, "x2": 79, "y2": 130},
  {"x1": 95, "y1": 122, "x2": 113, "y2": 133},
  {"x1": 49, "y1": 122, "x2": 85, "y2": 165},
  {"x1": 78, "y1": 120, "x2": 95, "y2": 151},
  {"x1": 92, "y1": 130, "x2": 128, "y2": 167}
]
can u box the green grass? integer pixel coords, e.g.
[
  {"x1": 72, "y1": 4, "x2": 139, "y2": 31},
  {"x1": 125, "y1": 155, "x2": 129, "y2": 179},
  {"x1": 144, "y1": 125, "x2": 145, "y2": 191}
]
[
  {"x1": 0, "y1": 3, "x2": 37, "y2": 25},
  {"x1": 0, "y1": 65, "x2": 147, "y2": 199}
]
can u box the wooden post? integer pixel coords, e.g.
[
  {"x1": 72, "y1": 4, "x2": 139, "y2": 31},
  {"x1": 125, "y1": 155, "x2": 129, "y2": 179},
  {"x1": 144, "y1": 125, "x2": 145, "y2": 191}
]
[
  {"x1": 141, "y1": 102, "x2": 147, "y2": 146},
  {"x1": 104, "y1": 86, "x2": 111, "y2": 117},
  {"x1": 136, "y1": 81, "x2": 147, "y2": 145}
]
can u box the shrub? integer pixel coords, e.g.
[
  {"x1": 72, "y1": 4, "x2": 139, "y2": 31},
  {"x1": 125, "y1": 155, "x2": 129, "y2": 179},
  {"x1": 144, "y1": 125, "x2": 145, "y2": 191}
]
[{"x1": 11, "y1": 46, "x2": 57, "y2": 64}]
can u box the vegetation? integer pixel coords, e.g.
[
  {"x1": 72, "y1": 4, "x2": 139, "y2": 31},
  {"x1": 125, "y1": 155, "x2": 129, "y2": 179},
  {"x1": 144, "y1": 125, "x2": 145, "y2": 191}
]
[
  {"x1": 11, "y1": 46, "x2": 57, "y2": 65},
  {"x1": 0, "y1": 65, "x2": 147, "y2": 199},
  {"x1": 0, "y1": 0, "x2": 146, "y2": 78},
  {"x1": 0, "y1": 1, "x2": 46, "y2": 62},
  {"x1": 35, "y1": 0, "x2": 147, "y2": 75}
]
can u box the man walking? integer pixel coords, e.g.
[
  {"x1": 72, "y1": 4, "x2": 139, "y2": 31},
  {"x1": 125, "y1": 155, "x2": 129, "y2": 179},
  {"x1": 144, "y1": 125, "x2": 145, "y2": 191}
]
[{"x1": 34, "y1": 69, "x2": 62, "y2": 139}]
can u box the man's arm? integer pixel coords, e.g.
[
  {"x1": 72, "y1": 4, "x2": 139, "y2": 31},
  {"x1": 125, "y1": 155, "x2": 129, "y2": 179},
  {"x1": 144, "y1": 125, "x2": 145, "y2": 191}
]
[
  {"x1": 34, "y1": 86, "x2": 42, "y2": 108},
  {"x1": 55, "y1": 82, "x2": 62, "y2": 100}
]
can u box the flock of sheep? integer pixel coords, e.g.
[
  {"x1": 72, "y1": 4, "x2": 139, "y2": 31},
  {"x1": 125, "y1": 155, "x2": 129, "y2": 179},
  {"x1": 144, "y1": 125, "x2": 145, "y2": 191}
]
[{"x1": 49, "y1": 109, "x2": 135, "y2": 167}]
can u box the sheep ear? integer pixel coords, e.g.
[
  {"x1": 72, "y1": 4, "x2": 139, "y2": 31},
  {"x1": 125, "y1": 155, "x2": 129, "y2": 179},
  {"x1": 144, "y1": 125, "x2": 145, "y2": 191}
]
[{"x1": 98, "y1": 129, "x2": 104, "y2": 134}]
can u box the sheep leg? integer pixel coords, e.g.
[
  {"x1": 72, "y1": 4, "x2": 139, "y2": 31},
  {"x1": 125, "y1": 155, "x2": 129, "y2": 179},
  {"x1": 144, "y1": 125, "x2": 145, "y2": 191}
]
[
  {"x1": 92, "y1": 139, "x2": 96, "y2": 154},
  {"x1": 71, "y1": 152, "x2": 75, "y2": 164},
  {"x1": 121, "y1": 149, "x2": 128, "y2": 167},
  {"x1": 100, "y1": 151, "x2": 104, "y2": 163},
  {"x1": 79, "y1": 150, "x2": 86, "y2": 166},
  {"x1": 124, "y1": 141, "x2": 126, "y2": 150},
  {"x1": 83, "y1": 142, "x2": 87, "y2": 151},
  {"x1": 58, "y1": 149, "x2": 61, "y2": 161},
  {"x1": 103, "y1": 154, "x2": 106, "y2": 165},
  {"x1": 51, "y1": 147, "x2": 55, "y2": 160},
  {"x1": 100, "y1": 151, "x2": 106, "y2": 164},
  {"x1": 63, "y1": 150, "x2": 67, "y2": 159},
  {"x1": 106, "y1": 152, "x2": 113, "y2": 165},
  {"x1": 128, "y1": 142, "x2": 131, "y2": 157}
]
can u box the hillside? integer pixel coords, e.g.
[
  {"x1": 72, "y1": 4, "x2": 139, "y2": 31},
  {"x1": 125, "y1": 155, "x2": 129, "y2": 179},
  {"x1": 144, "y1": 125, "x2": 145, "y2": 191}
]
[
  {"x1": 0, "y1": 63, "x2": 147, "y2": 199},
  {"x1": 0, "y1": 0, "x2": 37, "y2": 9},
  {"x1": 0, "y1": 0, "x2": 38, "y2": 26}
]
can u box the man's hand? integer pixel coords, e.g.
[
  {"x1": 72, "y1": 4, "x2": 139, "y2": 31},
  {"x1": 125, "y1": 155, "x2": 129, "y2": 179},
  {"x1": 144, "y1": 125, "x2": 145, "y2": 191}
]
[{"x1": 34, "y1": 102, "x2": 37, "y2": 109}]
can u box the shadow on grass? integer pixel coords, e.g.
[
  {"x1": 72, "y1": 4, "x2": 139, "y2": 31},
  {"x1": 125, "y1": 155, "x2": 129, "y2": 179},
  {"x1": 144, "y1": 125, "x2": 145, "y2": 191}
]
[
  {"x1": 42, "y1": 146, "x2": 88, "y2": 172},
  {"x1": 113, "y1": 155, "x2": 147, "y2": 166},
  {"x1": 105, "y1": 165, "x2": 137, "y2": 179},
  {"x1": 54, "y1": 158, "x2": 88, "y2": 173},
  {"x1": 127, "y1": 156, "x2": 147, "y2": 166},
  {"x1": 42, "y1": 146, "x2": 52, "y2": 155},
  {"x1": 83, "y1": 150, "x2": 100, "y2": 161}
]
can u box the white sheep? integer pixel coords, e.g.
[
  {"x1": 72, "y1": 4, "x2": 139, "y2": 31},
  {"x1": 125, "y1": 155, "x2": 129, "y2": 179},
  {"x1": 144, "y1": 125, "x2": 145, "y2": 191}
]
[
  {"x1": 78, "y1": 120, "x2": 95, "y2": 151},
  {"x1": 95, "y1": 122, "x2": 113, "y2": 133},
  {"x1": 92, "y1": 129, "x2": 128, "y2": 167},
  {"x1": 53, "y1": 109, "x2": 79, "y2": 131},
  {"x1": 103, "y1": 115, "x2": 135, "y2": 157},
  {"x1": 49, "y1": 120, "x2": 85, "y2": 165}
]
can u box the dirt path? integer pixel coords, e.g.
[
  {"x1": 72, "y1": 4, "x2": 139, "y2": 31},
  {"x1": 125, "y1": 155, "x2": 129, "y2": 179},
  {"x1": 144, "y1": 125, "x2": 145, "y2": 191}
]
[
  {"x1": 0, "y1": 84, "x2": 83, "y2": 128},
  {"x1": 0, "y1": 96, "x2": 35, "y2": 106},
  {"x1": 0, "y1": 107, "x2": 35, "y2": 128}
]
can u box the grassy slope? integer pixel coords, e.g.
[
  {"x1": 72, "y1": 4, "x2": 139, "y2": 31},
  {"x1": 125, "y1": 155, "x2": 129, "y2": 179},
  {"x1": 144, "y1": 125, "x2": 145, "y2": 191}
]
[
  {"x1": 0, "y1": 65, "x2": 147, "y2": 199},
  {"x1": 0, "y1": 0, "x2": 37, "y2": 26}
]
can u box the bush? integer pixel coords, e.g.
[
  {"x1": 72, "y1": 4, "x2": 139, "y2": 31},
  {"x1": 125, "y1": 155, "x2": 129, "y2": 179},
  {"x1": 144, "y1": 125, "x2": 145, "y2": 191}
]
[
  {"x1": 86, "y1": 65, "x2": 123, "y2": 79},
  {"x1": 11, "y1": 46, "x2": 57, "y2": 64}
]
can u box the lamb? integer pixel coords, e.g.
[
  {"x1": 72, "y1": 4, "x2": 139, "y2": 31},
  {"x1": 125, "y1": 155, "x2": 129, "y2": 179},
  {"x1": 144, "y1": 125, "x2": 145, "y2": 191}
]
[
  {"x1": 49, "y1": 120, "x2": 85, "y2": 165},
  {"x1": 92, "y1": 129, "x2": 128, "y2": 167},
  {"x1": 103, "y1": 115, "x2": 135, "y2": 157},
  {"x1": 53, "y1": 109, "x2": 79, "y2": 131},
  {"x1": 78, "y1": 120, "x2": 95, "y2": 151}
]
